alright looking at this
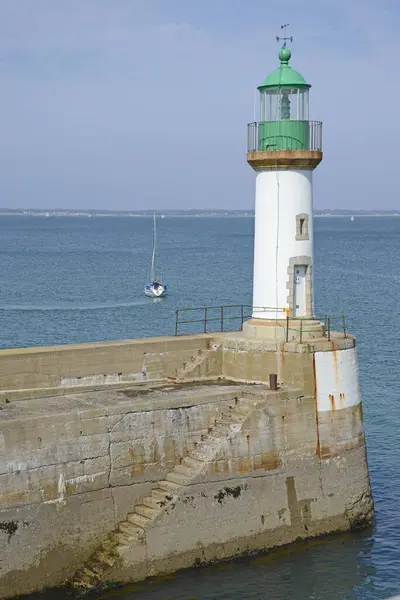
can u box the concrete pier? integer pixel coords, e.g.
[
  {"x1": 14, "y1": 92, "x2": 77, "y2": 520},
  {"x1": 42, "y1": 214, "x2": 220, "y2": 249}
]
[{"x1": 0, "y1": 328, "x2": 373, "y2": 598}]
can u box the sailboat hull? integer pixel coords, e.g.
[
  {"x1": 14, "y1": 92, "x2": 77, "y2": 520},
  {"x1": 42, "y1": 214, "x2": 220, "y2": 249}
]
[{"x1": 144, "y1": 284, "x2": 167, "y2": 298}]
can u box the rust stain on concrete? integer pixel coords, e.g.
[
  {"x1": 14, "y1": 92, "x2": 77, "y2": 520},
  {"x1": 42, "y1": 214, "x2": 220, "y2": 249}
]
[
  {"x1": 129, "y1": 445, "x2": 145, "y2": 476},
  {"x1": 319, "y1": 444, "x2": 331, "y2": 458},
  {"x1": 331, "y1": 341, "x2": 339, "y2": 383},
  {"x1": 280, "y1": 342, "x2": 286, "y2": 368},
  {"x1": 312, "y1": 355, "x2": 321, "y2": 458},
  {"x1": 253, "y1": 452, "x2": 282, "y2": 472}
]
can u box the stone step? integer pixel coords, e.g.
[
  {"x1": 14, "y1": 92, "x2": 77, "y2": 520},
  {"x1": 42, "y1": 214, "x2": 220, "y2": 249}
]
[
  {"x1": 237, "y1": 405, "x2": 255, "y2": 414},
  {"x1": 101, "y1": 539, "x2": 119, "y2": 555},
  {"x1": 166, "y1": 471, "x2": 192, "y2": 485},
  {"x1": 222, "y1": 408, "x2": 244, "y2": 417},
  {"x1": 182, "y1": 456, "x2": 206, "y2": 468},
  {"x1": 196, "y1": 435, "x2": 220, "y2": 445},
  {"x1": 135, "y1": 504, "x2": 160, "y2": 520},
  {"x1": 197, "y1": 435, "x2": 220, "y2": 447},
  {"x1": 231, "y1": 408, "x2": 251, "y2": 421},
  {"x1": 110, "y1": 531, "x2": 134, "y2": 547},
  {"x1": 127, "y1": 512, "x2": 152, "y2": 529},
  {"x1": 114, "y1": 544, "x2": 130, "y2": 556},
  {"x1": 211, "y1": 421, "x2": 229, "y2": 430},
  {"x1": 240, "y1": 398, "x2": 256, "y2": 407},
  {"x1": 215, "y1": 425, "x2": 232, "y2": 435},
  {"x1": 119, "y1": 520, "x2": 145, "y2": 539},
  {"x1": 151, "y1": 487, "x2": 175, "y2": 502},
  {"x1": 218, "y1": 416, "x2": 242, "y2": 426},
  {"x1": 87, "y1": 562, "x2": 103, "y2": 576},
  {"x1": 231, "y1": 405, "x2": 250, "y2": 415},
  {"x1": 73, "y1": 578, "x2": 92, "y2": 590},
  {"x1": 190, "y1": 449, "x2": 215, "y2": 462},
  {"x1": 73, "y1": 578, "x2": 93, "y2": 590},
  {"x1": 183, "y1": 366, "x2": 200, "y2": 376},
  {"x1": 174, "y1": 464, "x2": 194, "y2": 476},
  {"x1": 206, "y1": 429, "x2": 227, "y2": 439},
  {"x1": 74, "y1": 567, "x2": 98, "y2": 586},
  {"x1": 92, "y1": 551, "x2": 116, "y2": 568},
  {"x1": 204, "y1": 430, "x2": 227, "y2": 441},
  {"x1": 218, "y1": 410, "x2": 235, "y2": 418},
  {"x1": 229, "y1": 416, "x2": 248, "y2": 425},
  {"x1": 158, "y1": 479, "x2": 184, "y2": 493},
  {"x1": 193, "y1": 441, "x2": 218, "y2": 454},
  {"x1": 142, "y1": 495, "x2": 166, "y2": 510}
]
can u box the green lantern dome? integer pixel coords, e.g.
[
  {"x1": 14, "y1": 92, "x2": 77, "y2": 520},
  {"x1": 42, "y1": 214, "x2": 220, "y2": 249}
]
[{"x1": 258, "y1": 47, "x2": 311, "y2": 91}]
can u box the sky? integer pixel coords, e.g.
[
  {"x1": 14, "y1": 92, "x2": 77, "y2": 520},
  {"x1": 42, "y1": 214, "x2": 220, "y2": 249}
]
[{"x1": 0, "y1": 0, "x2": 399, "y2": 211}]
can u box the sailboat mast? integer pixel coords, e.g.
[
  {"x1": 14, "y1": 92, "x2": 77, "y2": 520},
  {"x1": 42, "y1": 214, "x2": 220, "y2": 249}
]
[{"x1": 150, "y1": 212, "x2": 156, "y2": 281}]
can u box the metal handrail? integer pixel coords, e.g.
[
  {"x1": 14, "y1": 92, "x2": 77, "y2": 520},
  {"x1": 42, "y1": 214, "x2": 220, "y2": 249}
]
[
  {"x1": 174, "y1": 305, "x2": 346, "y2": 340},
  {"x1": 175, "y1": 305, "x2": 285, "y2": 336},
  {"x1": 247, "y1": 120, "x2": 322, "y2": 153},
  {"x1": 285, "y1": 313, "x2": 347, "y2": 344}
]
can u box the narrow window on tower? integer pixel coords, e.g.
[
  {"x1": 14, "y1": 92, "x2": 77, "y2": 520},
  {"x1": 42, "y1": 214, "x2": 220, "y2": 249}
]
[{"x1": 296, "y1": 213, "x2": 309, "y2": 241}]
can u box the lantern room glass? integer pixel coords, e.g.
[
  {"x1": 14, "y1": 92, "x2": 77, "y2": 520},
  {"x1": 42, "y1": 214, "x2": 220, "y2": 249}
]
[{"x1": 260, "y1": 88, "x2": 309, "y2": 122}]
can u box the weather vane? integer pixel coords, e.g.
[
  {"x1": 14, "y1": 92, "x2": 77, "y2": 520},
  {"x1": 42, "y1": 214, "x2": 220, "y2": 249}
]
[{"x1": 276, "y1": 24, "x2": 293, "y2": 47}]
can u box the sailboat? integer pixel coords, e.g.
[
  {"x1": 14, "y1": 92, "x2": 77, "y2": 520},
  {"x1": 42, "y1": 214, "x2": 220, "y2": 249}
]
[{"x1": 144, "y1": 212, "x2": 168, "y2": 298}]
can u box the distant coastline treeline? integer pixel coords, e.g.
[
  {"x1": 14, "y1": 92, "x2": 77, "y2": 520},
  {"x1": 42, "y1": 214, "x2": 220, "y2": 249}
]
[{"x1": 1, "y1": 208, "x2": 399, "y2": 217}]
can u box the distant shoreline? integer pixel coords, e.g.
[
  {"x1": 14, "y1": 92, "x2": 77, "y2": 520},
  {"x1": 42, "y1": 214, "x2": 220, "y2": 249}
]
[{"x1": 0, "y1": 210, "x2": 399, "y2": 218}]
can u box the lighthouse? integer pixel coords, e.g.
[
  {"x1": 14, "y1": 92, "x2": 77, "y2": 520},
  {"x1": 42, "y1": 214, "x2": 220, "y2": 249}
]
[{"x1": 246, "y1": 35, "x2": 322, "y2": 328}]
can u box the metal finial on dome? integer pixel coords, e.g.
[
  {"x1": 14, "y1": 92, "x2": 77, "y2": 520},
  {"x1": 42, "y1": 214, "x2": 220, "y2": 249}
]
[
  {"x1": 276, "y1": 24, "x2": 293, "y2": 64},
  {"x1": 276, "y1": 23, "x2": 293, "y2": 46}
]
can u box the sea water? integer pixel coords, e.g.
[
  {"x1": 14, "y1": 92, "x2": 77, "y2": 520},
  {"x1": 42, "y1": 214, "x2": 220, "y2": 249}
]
[{"x1": 1, "y1": 215, "x2": 399, "y2": 599}]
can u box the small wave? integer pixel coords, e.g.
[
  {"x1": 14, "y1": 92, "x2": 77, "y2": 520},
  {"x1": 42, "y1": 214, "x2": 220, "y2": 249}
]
[{"x1": 0, "y1": 300, "x2": 149, "y2": 312}]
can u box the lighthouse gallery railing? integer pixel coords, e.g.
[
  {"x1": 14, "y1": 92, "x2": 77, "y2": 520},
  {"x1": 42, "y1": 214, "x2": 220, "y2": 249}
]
[
  {"x1": 174, "y1": 304, "x2": 346, "y2": 342},
  {"x1": 247, "y1": 120, "x2": 322, "y2": 153}
]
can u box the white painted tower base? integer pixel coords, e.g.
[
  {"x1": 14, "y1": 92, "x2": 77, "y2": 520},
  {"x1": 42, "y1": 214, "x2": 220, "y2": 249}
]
[{"x1": 252, "y1": 168, "x2": 314, "y2": 320}]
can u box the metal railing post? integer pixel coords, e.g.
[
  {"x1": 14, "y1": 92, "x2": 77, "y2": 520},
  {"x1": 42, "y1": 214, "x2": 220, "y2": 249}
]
[
  {"x1": 342, "y1": 314, "x2": 346, "y2": 338},
  {"x1": 220, "y1": 306, "x2": 224, "y2": 332},
  {"x1": 300, "y1": 319, "x2": 303, "y2": 344},
  {"x1": 327, "y1": 317, "x2": 331, "y2": 342},
  {"x1": 286, "y1": 314, "x2": 289, "y2": 343},
  {"x1": 204, "y1": 307, "x2": 208, "y2": 334},
  {"x1": 241, "y1": 305, "x2": 244, "y2": 329},
  {"x1": 175, "y1": 310, "x2": 179, "y2": 336}
]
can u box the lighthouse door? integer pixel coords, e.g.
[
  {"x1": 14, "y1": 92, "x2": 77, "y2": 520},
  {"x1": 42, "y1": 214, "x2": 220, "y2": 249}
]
[{"x1": 293, "y1": 265, "x2": 306, "y2": 317}]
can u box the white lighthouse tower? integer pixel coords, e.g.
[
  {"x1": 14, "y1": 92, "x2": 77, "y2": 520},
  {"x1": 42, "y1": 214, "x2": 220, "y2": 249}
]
[{"x1": 246, "y1": 33, "x2": 322, "y2": 334}]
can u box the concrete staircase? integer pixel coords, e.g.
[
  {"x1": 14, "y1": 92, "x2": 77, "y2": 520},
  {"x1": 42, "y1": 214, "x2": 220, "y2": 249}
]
[
  {"x1": 72, "y1": 395, "x2": 256, "y2": 592},
  {"x1": 175, "y1": 346, "x2": 217, "y2": 381},
  {"x1": 141, "y1": 352, "x2": 167, "y2": 381}
]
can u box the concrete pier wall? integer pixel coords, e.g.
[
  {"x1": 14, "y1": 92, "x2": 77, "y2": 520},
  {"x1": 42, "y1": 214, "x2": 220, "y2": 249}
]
[
  {"x1": 0, "y1": 331, "x2": 373, "y2": 598},
  {"x1": 0, "y1": 334, "x2": 220, "y2": 402}
]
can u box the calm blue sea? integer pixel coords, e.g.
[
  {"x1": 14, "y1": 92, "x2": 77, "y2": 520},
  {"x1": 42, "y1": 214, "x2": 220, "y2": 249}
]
[{"x1": 1, "y1": 215, "x2": 400, "y2": 600}]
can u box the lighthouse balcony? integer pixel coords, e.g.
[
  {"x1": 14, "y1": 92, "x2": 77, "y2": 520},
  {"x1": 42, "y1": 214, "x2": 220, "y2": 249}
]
[
  {"x1": 247, "y1": 120, "x2": 322, "y2": 152},
  {"x1": 247, "y1": 120, "x2": 322, "y2": 170}
]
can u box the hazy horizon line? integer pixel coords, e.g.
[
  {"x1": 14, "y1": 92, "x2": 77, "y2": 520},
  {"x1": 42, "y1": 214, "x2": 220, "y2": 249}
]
[{"x1": 1, "y1": 208, "x2": 400, "y2": 214}]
